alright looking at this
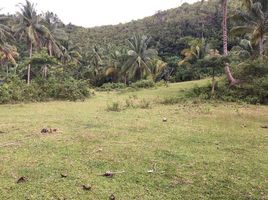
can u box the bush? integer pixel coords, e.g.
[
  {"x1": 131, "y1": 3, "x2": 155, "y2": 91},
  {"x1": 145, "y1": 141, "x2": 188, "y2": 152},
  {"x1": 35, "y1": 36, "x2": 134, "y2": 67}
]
[
  {"x1": 106, "y1": 102, "x2": 121, "y2": 112},
  {"x1": 187, "y1": 59, "x2": 268, "y2": 104},
  {"x1": 130, "y1": 79, "x2": 155, "y2": 89},
  {"x1": 0, "y1": 76, "x2": 91, "y2": 104},
  {"x1": 139, "y1": 99, "x2": 151, "y2": 109},
  {"x1": 161, "y1": 96, "x2": 182, "y2": 105},
  {"x1": 53, "y1": 78, "x2": 90, "y2": 101},
  {"x1": 98, "y1": 82, "x2": 127, "y2": 91},
  {"x1": 175, "y1": 65, "x2": 199, "y2": 82}
]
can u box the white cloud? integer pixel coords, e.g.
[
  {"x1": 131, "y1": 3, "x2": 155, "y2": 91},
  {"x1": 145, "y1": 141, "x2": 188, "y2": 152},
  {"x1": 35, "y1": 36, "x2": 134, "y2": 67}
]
[{"x1": 1, "y1": 0, "x2": 199, "y2": 27}]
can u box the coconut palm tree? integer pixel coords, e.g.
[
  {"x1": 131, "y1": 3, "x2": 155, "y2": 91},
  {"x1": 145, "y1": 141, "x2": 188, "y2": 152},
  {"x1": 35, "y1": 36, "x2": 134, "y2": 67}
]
[
  {"x1": 60, "y1": 40, "x2": 82, "y2": 64},
  {"x1": 201, "y1": 0, "x2": 238, "y2": 85},
  {"x1": 41, "y1": 11, "x2": 66, "y2": 58},
  {"x1": 0, "y1": 44, "x2": 18, "y2": 76},
  {"x1": 15, "y1": 0, "x2": 55, "y2": 84},
  {"x1": 122, "y1": 34, "x2": 157, "y2": 81},
  {"x1": 0, "y1": 13, "x2": 18, "y2": 76},
  {"x1": 231, "y1": 0, "x2": 268, "y2": 59},
  {"x1": 0, "y1": 15, "x2": 13, "y2": 46},
  {"x1": 105, "y1": 49, "x2": 127, "y2": 82}
]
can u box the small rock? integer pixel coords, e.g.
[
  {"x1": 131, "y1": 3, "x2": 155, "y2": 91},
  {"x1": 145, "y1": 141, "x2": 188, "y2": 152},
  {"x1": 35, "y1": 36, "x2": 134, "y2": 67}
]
[
  {"x1": 261, "y1": 125, "x2": 268, "y2": 129},
  {"x1": 82, "y1": 184, "x2": 91, "y2": 191},
  {"x1": 162, "y1": 117, "x2": 167, "y2": 122}
]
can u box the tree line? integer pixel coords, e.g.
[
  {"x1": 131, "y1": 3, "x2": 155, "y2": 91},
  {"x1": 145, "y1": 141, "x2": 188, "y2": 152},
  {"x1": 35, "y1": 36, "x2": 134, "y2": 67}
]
[{"x1": 0, "y1": 0, "x2": 267, "y2": 104}]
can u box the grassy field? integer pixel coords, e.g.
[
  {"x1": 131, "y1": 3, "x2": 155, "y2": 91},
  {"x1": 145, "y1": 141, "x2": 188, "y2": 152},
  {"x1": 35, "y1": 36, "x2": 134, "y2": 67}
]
[{"x1": 0, "y1": 80, "x2": 267, "y2": 200}]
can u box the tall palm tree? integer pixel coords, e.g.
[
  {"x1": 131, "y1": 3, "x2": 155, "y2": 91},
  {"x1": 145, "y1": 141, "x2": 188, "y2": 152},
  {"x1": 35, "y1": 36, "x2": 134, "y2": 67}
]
[
  {"x1": 231, "y1": 0, "x2": 268, "y2": 59},
  {"x1": 15, "y1": 0, "x2": 54, "y2": 84},
  {"x1": 41, "y1": 11, "x2": 66, "y2": 58},
  {"x1": 202, "y1": 0, "x2": 238, "y2": 85},
  {"x1": 221, "y1": 0, "x2": 240, "y2": 85},
  {"x1": 122, "y1": 34, "x2": 157, "y2": 81}
]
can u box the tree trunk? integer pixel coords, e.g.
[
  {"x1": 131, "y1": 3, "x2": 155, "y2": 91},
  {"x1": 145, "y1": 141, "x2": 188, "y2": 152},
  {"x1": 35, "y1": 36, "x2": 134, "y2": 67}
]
[
  {"x1": 27, "y1": 41, "x2": 33, "y2": 85},
  {"x1": 222, "y1": 0, "x2": 238, "y2": 86},
  {"x1": 211, "y1": 68, "x2": 216, "y2": 96},
  {"x1": 224, "y1": 63, "x2": 239, "y2": 86},
  {"x1": 259, "y1": 35, "x2": 264, "y2": 60},
  {"x1": 6, "y1": 65, "x2": 8, "y2": 77},
  {"x1": 48, "y1": 40, "x2": 52, "y2": 56},
  {"x1": 43, "y1": 65, "x2": 48, "y2": 79},
  {"x1": 222, "y1": 0, "x2": 228, "y2": 56}
]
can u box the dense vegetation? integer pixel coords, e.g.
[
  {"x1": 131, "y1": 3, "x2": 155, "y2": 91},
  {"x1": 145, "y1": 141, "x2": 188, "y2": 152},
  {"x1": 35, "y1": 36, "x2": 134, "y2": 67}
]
[{"x1": 0, "y1": 0, "x2": 267, "y2": 104}]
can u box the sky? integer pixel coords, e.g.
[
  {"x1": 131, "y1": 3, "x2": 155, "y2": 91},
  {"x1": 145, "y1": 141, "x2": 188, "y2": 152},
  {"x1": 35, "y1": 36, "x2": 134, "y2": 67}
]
[{"x1": 1, "y1": 0, "x2": 199, "y2": 28}]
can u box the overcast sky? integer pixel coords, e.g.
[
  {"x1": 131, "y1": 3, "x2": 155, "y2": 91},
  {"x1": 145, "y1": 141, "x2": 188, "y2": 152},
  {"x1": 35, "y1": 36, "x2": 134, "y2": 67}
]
[{"x1": 1, "y1": 0, "x2": 199, "y2": 27}]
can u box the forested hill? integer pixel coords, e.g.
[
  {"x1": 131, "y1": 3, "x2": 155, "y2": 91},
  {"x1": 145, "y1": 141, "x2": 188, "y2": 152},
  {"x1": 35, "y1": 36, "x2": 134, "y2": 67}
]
[{"x1": 68, "y1": 0, "x2": 238, "y2": 58}]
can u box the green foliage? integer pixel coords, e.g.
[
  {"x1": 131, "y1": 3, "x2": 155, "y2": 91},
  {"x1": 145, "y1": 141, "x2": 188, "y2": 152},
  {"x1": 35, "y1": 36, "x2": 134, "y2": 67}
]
[
  {"x1": 175, "y1": 64, "x2": 199, "y2": 82},
  {"x1": 106, "y1": 101, "x2": 121, "y2": 112},
  {"x1": 130, "y1": 79, "x2": 155, "y2": 89},
  {"x1": 188, "y1": 59, "x2": 268, "y2": 104},
  {"x1": 98, "y1": 82, "x2": 127, "y2": 91},
  {"x1": 0, "y1": 76, "x2": 90, "y2": 103},
  {"x1": 53, "y1": 78, "x2": 90, "y2": 101},
  {"x1": 138, "y1": 98, "x2": 151, "y2": 109},
  {"x1": 161, "y1": 96, "x2": 182, "y2": 105}
]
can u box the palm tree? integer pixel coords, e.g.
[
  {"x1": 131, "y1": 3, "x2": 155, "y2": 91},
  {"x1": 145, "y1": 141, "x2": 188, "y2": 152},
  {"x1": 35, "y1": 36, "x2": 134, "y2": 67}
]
[
  {"x1": 0, "y1": 44, "x2": 18, "y2": 76},
  {"x1": 105, "y1": 49, "x2": 127, "y2": 82},
  {"x1": 41, "y1": 11, "x2": 66, "y2": 58},
  {"x1": 122, "y1": 34, "x2": 157, "y2": 81},
  {"x1": 231, "y1": 0, "x2": 268, "y2": 59},
  {"x1": 0, "y1": 15, "x2": 13, "y2": 46},
  {"x1": 221, "y1": 0, "x2": 241, "y2": 85},
  {"x1": 201, "y1": 0, "x2": 238, "y2": 85},
  {"x1": 15, "y1": 0, "x2": 54, "y2": 84},
  {"x1": 179, "y1": 38, "x2": 207, "y2": 66},
  {"x1": 60, "y1": 40, "x2": 82, "y2": 64},
  {"x1": 150, "y1": 59, "x2": 168, "y2": 82},
  {"x1": 0, "y1": 12, "x2": 18, "y2": 77}
]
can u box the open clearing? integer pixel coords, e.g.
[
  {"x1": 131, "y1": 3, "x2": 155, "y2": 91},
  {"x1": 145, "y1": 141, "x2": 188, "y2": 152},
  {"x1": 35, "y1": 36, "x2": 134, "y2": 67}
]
[{"x1": 0, "y1": 80, "x2": 267, "y2": 199}]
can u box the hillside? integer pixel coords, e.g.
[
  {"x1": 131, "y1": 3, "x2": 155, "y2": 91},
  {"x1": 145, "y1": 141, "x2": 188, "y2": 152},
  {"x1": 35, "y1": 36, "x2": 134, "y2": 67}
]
[{"x1": 68, "y1": 0, "x2": 224, "y2": 58}]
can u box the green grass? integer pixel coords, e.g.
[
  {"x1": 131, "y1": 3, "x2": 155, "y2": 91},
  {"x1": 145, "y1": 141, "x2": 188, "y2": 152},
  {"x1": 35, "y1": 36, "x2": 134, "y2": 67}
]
[{"x1": 0, "y1": 80, "x2": 267, "y2": 199}]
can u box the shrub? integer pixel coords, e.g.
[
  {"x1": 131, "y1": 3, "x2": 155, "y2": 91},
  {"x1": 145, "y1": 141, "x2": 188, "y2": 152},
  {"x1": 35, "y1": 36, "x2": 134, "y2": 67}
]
[
  {"x1": 106, "y1": 102, "x2": 121, "y2": 112},
  {"x1": 130, "y1": 79, "x2": 155, "y2": 89},
  {"x1": 139, "y1": 99, "x2": 151, "y2": 109},
  {"x1": 161, "y1": 96, "x2": 182, "y2": 105},
  {"x1": 0, "y1": 76, "x2": 91, "y2": 104},
  {"x1": 187, "y1": 59, "x2": 268, "y2": 104},
  {"x1": 54, "y1": 78, "x2": 90, "y2": 101},
  {"x1": 98, "y1": 82, "x2": 127, "y2": 91}
]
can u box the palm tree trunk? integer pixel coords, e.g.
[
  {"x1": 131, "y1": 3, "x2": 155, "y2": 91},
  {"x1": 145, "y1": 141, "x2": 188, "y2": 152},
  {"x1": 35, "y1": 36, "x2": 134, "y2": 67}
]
[
  {"x1": 211, "y1": 68, "x2": 216, "y2": 96},
  {"x1": 48, "y1": 40, "x2": 52, "y2": 56},
  {"x1": 222, "y1": 0, "x2": 238, "y2": 85},
  {"x1": 6, "y1": 64, "x2": 8, "y2": 77},
  {"x1": 222, "y1": 0, "x2": 228, "y2": 56},
  {"x1": 259, "y1": 35, "x2": 264, "y2": 60},
  {"x1": 27, "y1": 41, "x2": 33, "y2": 85}
]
